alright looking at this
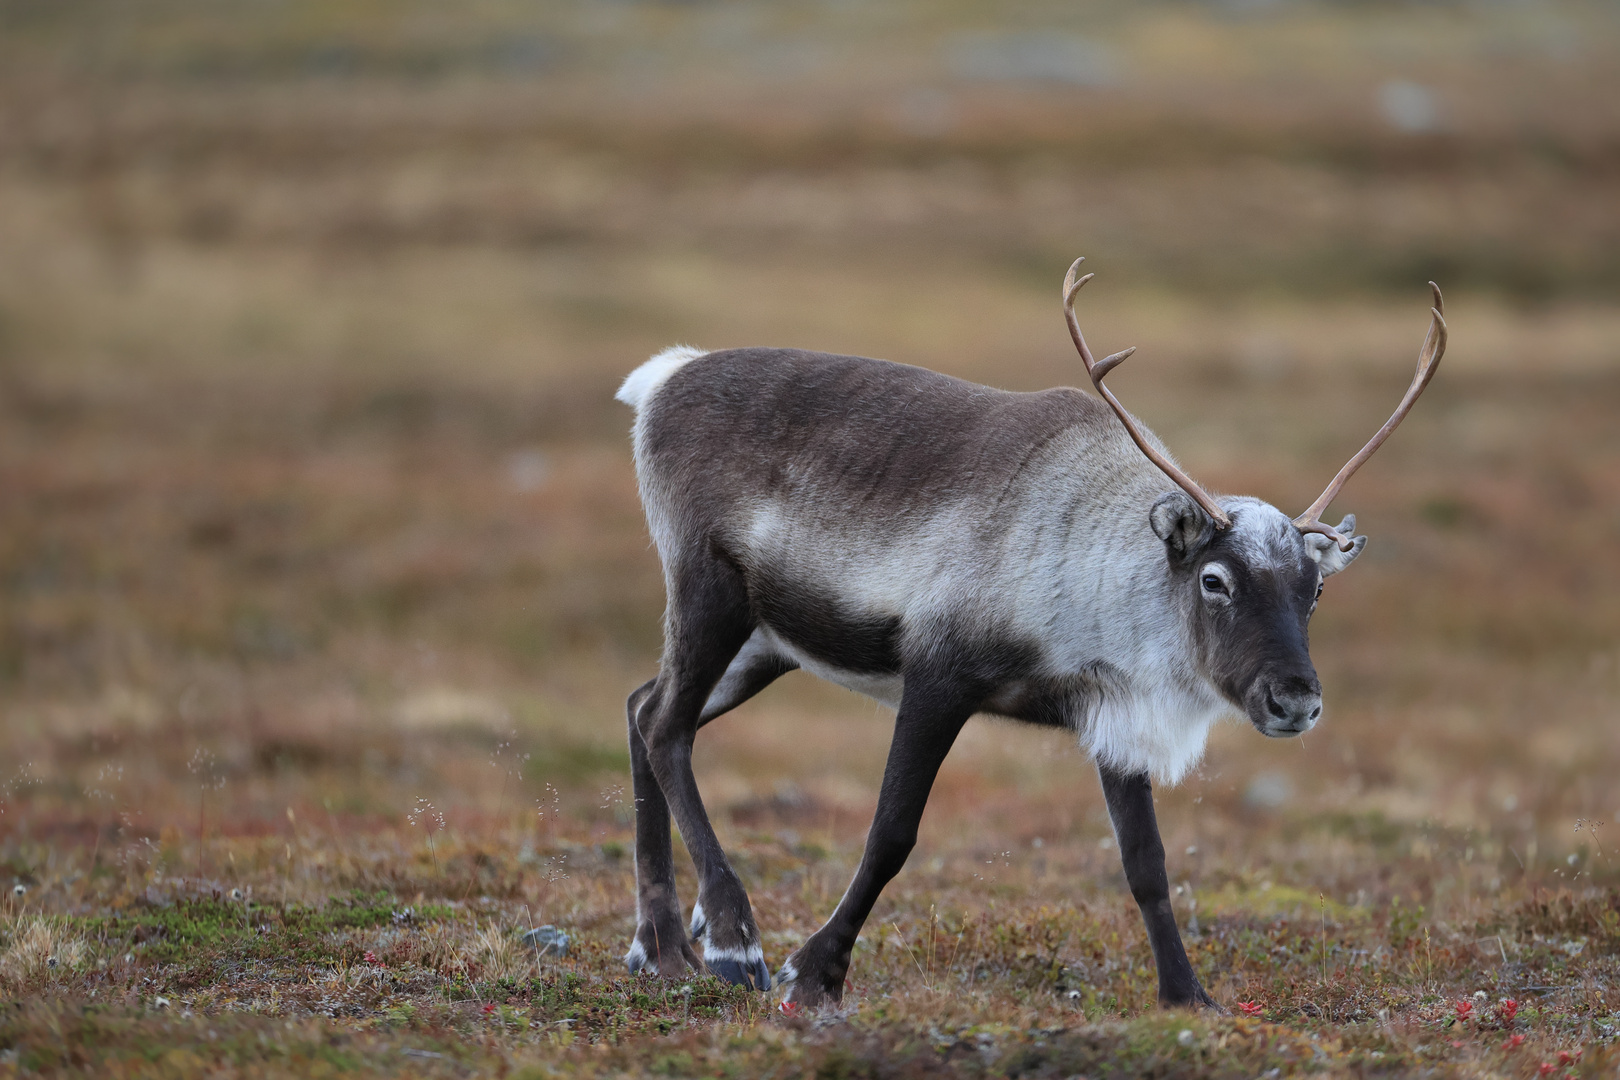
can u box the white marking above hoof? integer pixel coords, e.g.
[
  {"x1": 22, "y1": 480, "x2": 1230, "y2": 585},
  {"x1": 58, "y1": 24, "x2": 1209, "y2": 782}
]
[
  {"x1": 624, "y1": 939, "x2": 648, "y2": 971},
  {"x1": 702, "y1": 942, "x2": 765, "y2": 966}
]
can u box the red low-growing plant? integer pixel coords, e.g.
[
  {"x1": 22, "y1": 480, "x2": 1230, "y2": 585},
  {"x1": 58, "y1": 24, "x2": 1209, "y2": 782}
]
[
  {"x1": 1499, "y1": 998, "x2": 1519, "y2": 1025},
  {"x1": 1454, "y1": 999, "x2": 1473, "y2": 1021},
  {"x1": 363, "y1": 951, "x2": 382, "y2": 967},
  {"x1": 1503, "y1": 1034, "x2": 1526, "y2": 1050},
  {"x1": 1237, "y1": 1001, "x2": 1264, "y2": 1017}
]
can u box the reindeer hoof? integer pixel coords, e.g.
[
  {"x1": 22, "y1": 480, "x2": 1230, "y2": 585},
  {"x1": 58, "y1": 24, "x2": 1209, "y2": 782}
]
[
  {"x1": 774, "y1": 957, "x2": 841, "y2": 1009},
  {"x1": 706, "y1": 952, "x2": 772, "y2": 991},
  {"x1": 689, "y1": 900, "x2": 769, "y2": 989},
  {"x1": 625, "y1": 926, "x2": 702, "y2": 976},
  {"x1": 1160, "y1": 986, "x2": 1225, "y2": 1014}
]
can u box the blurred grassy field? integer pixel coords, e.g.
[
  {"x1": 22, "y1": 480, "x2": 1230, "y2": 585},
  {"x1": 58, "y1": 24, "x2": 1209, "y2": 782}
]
[{"x1": 2, "y1": 1, "x2": 1619, "y2": 1076}]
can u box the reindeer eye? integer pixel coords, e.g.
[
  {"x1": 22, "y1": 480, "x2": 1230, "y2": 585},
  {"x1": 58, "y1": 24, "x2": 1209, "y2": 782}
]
[
  {"x1": 1200, "y1": 573, "x2": 1227, "y2": 595},
  {"x1": 1315, "y1": 582, "x2": 1324, "y2": 601}
]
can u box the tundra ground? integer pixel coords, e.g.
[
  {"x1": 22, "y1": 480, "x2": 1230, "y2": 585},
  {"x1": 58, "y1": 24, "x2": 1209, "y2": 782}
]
[{"x1": 2, "y1": 2, "x2": 1619, "y2": 1076}]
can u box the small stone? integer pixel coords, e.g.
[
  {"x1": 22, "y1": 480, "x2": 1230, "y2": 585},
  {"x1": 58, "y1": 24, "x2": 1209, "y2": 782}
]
[
  {"x1": 507, "y1": 448, "x2": 551, "y2": 493},
  {"x1": 521, "y1": 925, "x2": 570, "y2": 957},
  {"x1": 1378, "y1": 80, "x2": 1440, "y2": 134},
  {"x1": 1244, "y1": 772, "x2": 1293, "y2": 810},
  {"x1": 1177, "y1": 1028, "x2": 1196, "y2": 1047}
]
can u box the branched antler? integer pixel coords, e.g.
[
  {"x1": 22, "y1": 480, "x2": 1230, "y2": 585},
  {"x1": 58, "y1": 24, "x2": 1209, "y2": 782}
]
[
  {"x1": 1062, "y1": 257, "x2": 1232, "y2": 530},
  {"x1": 1293, "y1": 283, "x2": 1447, "y2": 550}
]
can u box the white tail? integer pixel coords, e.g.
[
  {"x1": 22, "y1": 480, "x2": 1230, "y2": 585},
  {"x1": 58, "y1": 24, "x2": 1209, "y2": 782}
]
[{"x1": 615, "y1": 345, "x2": 709, "y2": 410}]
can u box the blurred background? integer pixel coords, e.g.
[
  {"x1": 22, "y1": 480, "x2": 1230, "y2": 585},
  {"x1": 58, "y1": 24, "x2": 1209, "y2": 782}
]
[{"x1": 1, "y1": 0, "x2": 1617, "y2": 919}]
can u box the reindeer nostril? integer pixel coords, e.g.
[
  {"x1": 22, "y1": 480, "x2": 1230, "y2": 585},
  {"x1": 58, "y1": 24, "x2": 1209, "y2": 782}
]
[
  {"x1": 1310, "y1": 706, "x2": 1321, "y2": 720},
  {"x1": 1266, "y1": 694, "x2": 1288, "y2": 720}
]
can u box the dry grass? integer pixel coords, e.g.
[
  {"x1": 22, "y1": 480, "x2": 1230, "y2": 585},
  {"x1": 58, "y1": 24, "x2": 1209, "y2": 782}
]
[{"x1": 2, "y1": 1, "x2": 1619, "y2": 1076}]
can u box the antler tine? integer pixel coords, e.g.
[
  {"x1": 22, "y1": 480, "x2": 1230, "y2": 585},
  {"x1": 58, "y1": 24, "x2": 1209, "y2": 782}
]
[
  {"x1": 1293, "y1": 283, "x2": 1447, "y2": 550},
  {"x1": 1062, "y1": 258, "x2": 1232, "y2": 530}
]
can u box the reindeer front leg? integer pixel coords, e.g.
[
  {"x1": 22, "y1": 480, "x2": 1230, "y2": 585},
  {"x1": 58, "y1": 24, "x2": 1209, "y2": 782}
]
[
  {"x1": 1098, "y1": 764, "x2": 1219, "y2": 1009},
  {"x1": 777, "y1": 676, "x2": 977, "y2": 1008}
]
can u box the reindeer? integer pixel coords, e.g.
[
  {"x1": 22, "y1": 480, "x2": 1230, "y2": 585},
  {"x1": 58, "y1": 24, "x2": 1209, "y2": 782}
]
[{"x1": 615, "y1": 258, "x2": 1447, "y2": 1009}]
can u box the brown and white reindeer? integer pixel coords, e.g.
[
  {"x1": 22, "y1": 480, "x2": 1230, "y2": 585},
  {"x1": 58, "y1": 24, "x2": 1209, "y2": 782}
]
[{"x1": 615, "y1": 258, "x2": 1447, "y2": 1009}]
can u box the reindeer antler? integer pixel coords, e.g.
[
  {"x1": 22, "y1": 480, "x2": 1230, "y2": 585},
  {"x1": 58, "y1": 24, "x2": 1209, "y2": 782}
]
[
  {"x1": 1062, "y1": 257, "x2": 1232, "y2": 530},
  {"x1": 1293, "y1": 283, "x2": 1447, "y2": 551}
]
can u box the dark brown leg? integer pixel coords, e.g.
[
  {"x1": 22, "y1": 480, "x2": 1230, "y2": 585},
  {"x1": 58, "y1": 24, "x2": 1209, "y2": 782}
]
[
  {"x1": 777, "y1": 676, "x2": 975, "y2": 1006},
  {"x1": 625, "y1": 678, "x2": 701, "y2": 976},
  {"x1": 636, "y1": 554, "x2": 771, "y2": 989},
  {"x1": 1098, "y1": 764, "x2": 1218, "y2": 1009}
]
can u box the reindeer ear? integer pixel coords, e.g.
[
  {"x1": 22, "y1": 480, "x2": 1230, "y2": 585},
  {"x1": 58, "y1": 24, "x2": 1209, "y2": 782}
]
[
  {"x1": 1304, "y1": 514, "x2": 1367, "y2": 577},
  {"x1": 1150, "y1": 491, "x2": 1216, "y2": 567}
]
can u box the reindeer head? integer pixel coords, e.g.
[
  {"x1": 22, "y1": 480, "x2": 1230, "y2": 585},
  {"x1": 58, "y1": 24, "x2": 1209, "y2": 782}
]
[
  {"x1": 1151, "y1": 494, "x2": 1362, "y2": 735},
  {"x1": 1061, "y1": 258, "x2": 1446, "y2": 738}
]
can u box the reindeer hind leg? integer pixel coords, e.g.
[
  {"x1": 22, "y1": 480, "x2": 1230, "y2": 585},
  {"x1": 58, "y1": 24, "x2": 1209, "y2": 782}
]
[
  {"x1": 626, "y1": 678, "x2": 702, "y2": 976},
  {"x1": 637, "y1": 552, "x2": 773, "y2": 990}
]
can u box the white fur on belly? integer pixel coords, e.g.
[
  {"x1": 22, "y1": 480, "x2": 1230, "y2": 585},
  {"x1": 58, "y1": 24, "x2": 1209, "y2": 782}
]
[
  {"x1": 757, "y1": 627, "x2": 904, "y2": 709},
  {"x1": 707, "y1": 632, "x2": 1221, "y2": 784}
]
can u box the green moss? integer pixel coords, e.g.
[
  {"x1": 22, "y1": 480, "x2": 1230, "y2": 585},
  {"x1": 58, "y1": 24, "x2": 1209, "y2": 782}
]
[
  {"x1": 506, "y1": 972, "x2": 755, "y2": 1038},
  {"x1": 1387, "y1": 896, "x2": 1427, "y2": 951},
  {"x1": 79, "y1": 890, "x2": 449, "y2": 967},
  {"x1": 1311, "y1": 810, "x2": 1408, "y2": 853}
]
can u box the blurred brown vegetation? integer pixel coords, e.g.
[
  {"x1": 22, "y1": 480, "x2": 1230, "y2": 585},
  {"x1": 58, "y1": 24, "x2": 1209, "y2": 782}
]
[{"x1": 0, "y1": 0, "x2": 1619, "y2": 1060}]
